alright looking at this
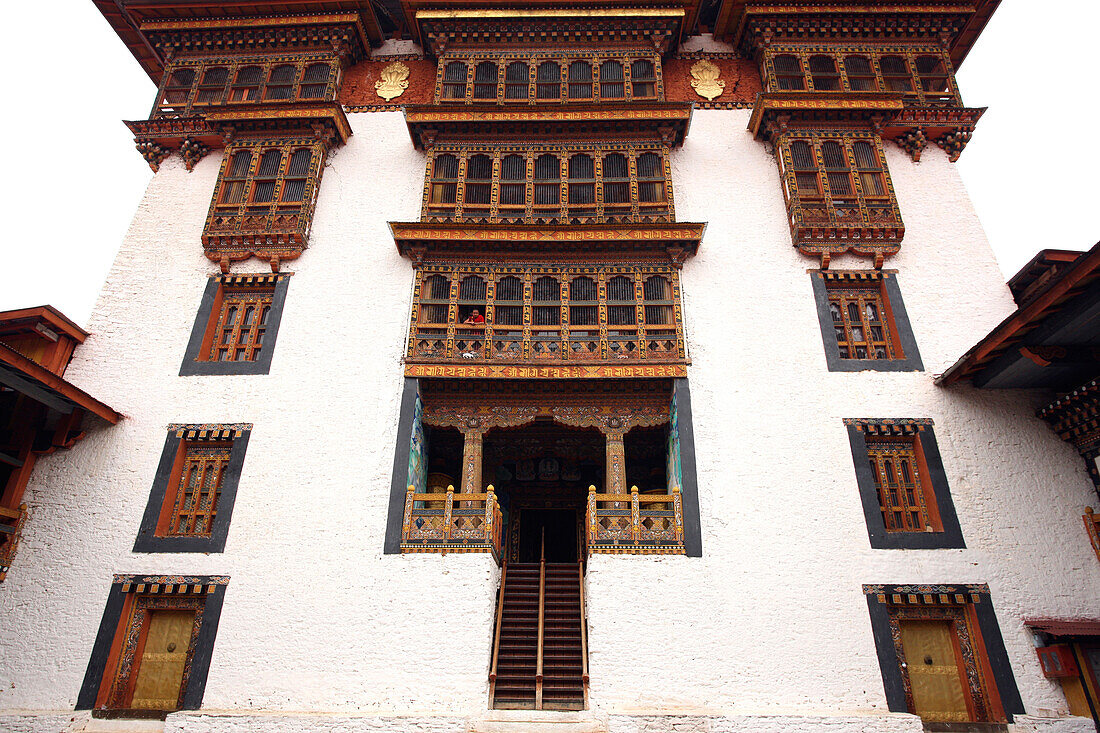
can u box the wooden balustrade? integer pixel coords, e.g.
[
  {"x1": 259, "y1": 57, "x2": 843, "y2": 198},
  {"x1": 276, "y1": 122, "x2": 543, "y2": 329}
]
[
  {"x1": 585, "y1": 484, "x2": 684, "y2": 554},
  {"x1": 400, "y1": 484, "x2": 503, "y2": 560}
]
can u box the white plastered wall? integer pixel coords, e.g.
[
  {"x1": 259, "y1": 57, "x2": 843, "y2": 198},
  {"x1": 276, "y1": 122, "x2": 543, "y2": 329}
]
[{"x1": 0, "y1": 107, "x2": 1095, "y2": 732}]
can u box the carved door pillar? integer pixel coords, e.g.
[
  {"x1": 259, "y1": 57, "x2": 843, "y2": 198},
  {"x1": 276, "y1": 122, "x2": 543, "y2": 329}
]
[
  {"x1": 461, "y1": 428, "x2": 484, "y2": 494},
  {"x1": 604, "y1": 428, "x2": 627, "y2": 495}
]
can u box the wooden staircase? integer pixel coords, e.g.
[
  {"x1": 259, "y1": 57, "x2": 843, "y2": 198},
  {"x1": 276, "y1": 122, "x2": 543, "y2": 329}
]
[{"x1": 490, "y1": 554, "x2": 588, "y2": 710}]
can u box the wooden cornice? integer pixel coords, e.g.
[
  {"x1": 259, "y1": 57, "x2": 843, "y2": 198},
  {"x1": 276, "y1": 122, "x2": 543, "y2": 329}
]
[
  {"x1": 747, "y1": 91, "x2": 906, "y2": 138},
  {"x1": 404, "y1": 102, "x2": 694, "y2": 149},
  {"x1": 127, "y1": 101, "x2": 352, "y2": 150},
  {"x1": 390, "y1": 221, "x2": 705, "y2": 265},
  {"x1": 712, "y1": 1, "x2": 999, "y2": 68},
  {"x1": 0, "y1": 344, "x2": 121, "y2": 425},
  {"x1": 92, "y1": 2, "x2": 383, "y2": 82}
]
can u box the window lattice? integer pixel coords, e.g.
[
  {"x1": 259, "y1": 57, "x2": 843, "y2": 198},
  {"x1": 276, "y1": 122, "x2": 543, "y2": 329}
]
[
  {"x1": 826, "y1": 283, "x2": 897, "y2": 360},
  {"x1": 436, "y1": 54, "x2": 661, "y2": 103},
  {"x1": 866, "y1": 438, "x2": 931, "y2": 532},
  {"x1": 209, "y1": 287, "x2": 273, "y2": 362},
  {"x1": 153, "y1": 56, "x2": 338, "y2": 115},
  {"x1": 167, "y1": 443, "x2": 231, "y2": 537}
]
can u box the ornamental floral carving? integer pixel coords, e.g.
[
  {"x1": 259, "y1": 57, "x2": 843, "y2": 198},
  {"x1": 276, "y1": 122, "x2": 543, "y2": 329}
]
[
  {"x1": 136, "y1": 141, "x2": 172, "y2": 172},
  {"x1": 375, "y1": 61, "x2": 410, "y2": 101},
  {"x1": 689, "y1": 60, "x2": 725, "y2": 101}
]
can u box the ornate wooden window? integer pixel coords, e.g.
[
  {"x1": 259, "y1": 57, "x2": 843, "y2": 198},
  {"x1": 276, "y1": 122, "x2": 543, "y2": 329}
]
[
  {"x1": 134, "y1": 425, "x2": 250, "y2": 553},
  {"x1": 204, "y1": 137, "x2": 325, "y2": 252},
  {"x1": 846, "y1": 419, "x2": 961, "y2": 548},
  {"x1": 153, "y1": 55, "x2": 340, "y2": 116},
  {"x1": 408, "y1": 266, "x2": 685, "y2": 367},
  {"x1": 762, "y1": 46, "x2": 960, "y2": 105},
  {"x1": 865, "y1": 585, "x2": 1023, "y2": 724},
  {"x1": 777, "y1": 132, "x2": 902, "y2": 256},
  {"x1": 76, "y1": 576, "x2": 228, "y2": 714},
  {"x1": 434, "y1": 52, "x2": 663, "y2": 104},
  {"x1": 811, "y1": 271, "x2": 922, "y2": 372},
  {"x1": 422, "y1": 144, "x2": 673, "y2": 223},
  {"x1": 181, "y1": 273, "x2": 291, "y2": 376}
]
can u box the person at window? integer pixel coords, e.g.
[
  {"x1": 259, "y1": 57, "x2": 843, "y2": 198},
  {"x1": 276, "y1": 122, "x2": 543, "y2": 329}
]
[{"x1": 463, "y1": 309, "x2": 486, "y2": 325}]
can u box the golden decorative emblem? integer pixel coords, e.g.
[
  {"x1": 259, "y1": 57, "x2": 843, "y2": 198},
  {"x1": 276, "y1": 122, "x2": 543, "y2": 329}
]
[
  {"x1": 375, "y1": 61, "x2": 410, "y2": 101},
  {"x1": 689, "y1": 60, "x2": 725, "y2": 101}
]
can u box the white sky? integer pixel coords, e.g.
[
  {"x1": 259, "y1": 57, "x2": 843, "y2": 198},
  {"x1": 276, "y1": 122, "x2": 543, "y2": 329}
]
[{"x1": 1, "y1": 2, "x2": 1098, "y2": 326}]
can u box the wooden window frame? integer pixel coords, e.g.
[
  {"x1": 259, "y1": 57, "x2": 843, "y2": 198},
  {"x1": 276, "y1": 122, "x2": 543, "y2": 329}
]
[
  {"x1": 407, "y1": 266, "x2": 685, "y2": 366},
  {"x1": 180, "y1": 274, "x2": 291, "y2": 376},
  {"x1": 76, "y1": 576, "x2": 228, "y2": 715},
  {"x1": 434, "y1": 52, "x2": 663, "y2": 104},
  {"x1": 421, "y1": 144, "x2": 674, "y2": 223},
  {"x1": 865, "y1": 585, "x2": 1024, "y2": 725},
  {"x1": 845, "y1": 419, "x2": 963, "y2": 549},
  {"x1": 810, "y1": 271, "x2": 923, "y2": 372},
  {"x1": 133, "y1": 426, "x2": 251, "y2": 553},
  {"x1": 153, "y1": 55, "x2": 339, "y2": 117}
]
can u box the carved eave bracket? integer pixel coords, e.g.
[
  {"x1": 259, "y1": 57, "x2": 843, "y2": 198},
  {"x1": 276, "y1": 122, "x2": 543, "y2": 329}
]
[
  {"x1": 127, "y1": 102, "x2": 351, "y2": 172},
  {"x1": 748, "y1": 92, "x2": 906, "y2": 142},
  {"x1": 389, "y1": 221, "x2": 705, "y2": 266},
  {"x1": 882, "y1": 106, "x2": 985, "y2": 162},
  {"x1": 411, "y1": 8, "x2": 687, "y2": 58},
  {"x1": 403, "y1": 103, "x2": 694, "y2": 150}
]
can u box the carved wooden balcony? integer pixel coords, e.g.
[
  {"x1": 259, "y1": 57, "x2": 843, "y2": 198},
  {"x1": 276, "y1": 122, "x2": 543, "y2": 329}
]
[
  {"x1": 400, "y1": 485, "x2": 503, "y2": 560},
  {"x1": 586, "y1": 485, "x2": 684, "y2": 555}
]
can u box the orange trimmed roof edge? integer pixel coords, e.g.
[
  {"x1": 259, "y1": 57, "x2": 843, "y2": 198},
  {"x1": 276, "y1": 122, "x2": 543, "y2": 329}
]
[
  {"x1": 0, "y1": 305, "x2": 89, "y2": 342},
  {"x1": 0, "y1": 343, "x2": 122, "y2": 424}
]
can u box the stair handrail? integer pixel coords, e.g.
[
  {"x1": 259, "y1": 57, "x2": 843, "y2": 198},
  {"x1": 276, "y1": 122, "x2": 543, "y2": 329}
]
[
  {"x1": 577, "y1": 559, "x2": 590, "y2": 709},
  {"x1": 488, "y1": 555, "x2": 509, "y2": 699},
  {"x1": 535, "y1": 528, "x2": 546, "y2": 709}
]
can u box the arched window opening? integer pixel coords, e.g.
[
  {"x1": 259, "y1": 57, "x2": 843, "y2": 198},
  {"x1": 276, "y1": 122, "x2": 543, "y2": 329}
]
[
  {"x1": 600, "y1": 61, "x2": 624, "y2": 99},
  {"x1": 789, "y1": 141, "x2": 820, "y2": 199},
  {"x1": 495, "y1": 276, "x2": 524, "y2": 326},
  {"x1": 880, "y1": 56, "x2": 913, "y2": 92},
  {"x1": 499, "y1": 155, "x2": 526, "y2": 214},
  {"x1": 533, "y1": 154, "x2": 561, "y2": 213},
  {"x1": 773, "y1": 55, "x2": 804, "y2": 90},
  {"x1": 822, "y1": 141, "x2": 852, "y2": 198},
  {"x1": 602, "y1": 153, "x2": 630, "y2": 213},
  {"x1": 300, "y1": 63, "x2": 331, "y2": 99},
  {"x1": 442, "y1": 62, "x2": 468, "y2": 100},
  {"x1": 637, "y1": 153, "x2": 665, "y2": 204},
  {"x1": 163, "y1": 68, "x2": 195, "y2": 106},
  {"x1": 421, "y1": 275, "x2": 450, "y2": 324},
  {"x1": 252, "y1": 150, "x2": 283, "y2": 203},
  {"x1": 852, "y1": 141, "x2": 885, "y2": 197},
  {"x1": 808, "y1": 55, "x2": 840, "y2": 91},
  {"x1": 606, "y1": 276, "x2": 636, "y2": 326},
  {"x1": 429, "y1": 154, "x2": 459, "y2": 208},
  {"x1": 195, "y1": 67, "x2": 228, "y2": 104},
  {"x1": 844, "y1": 56, "x2": 876, "y2": 91},
  {"x1": 630, "y1": 59, "x2": 656, "y2": 98},
  {"x1": 464, "y1": 154, "x2": 493, "y2": 211},
  {"x1": 219, "y1": 151, "x2": 253, "y2": 204},
  {"x1": 473, "y1": 62, "x2": 498, "y2": 100},
  {"x1": 229, "y1": 66, "x2": 262, "y2": 102},
  {"x1": 567, "y1": 155, "x2": 595, "y2": 212},
  {"x1": 281, "y1": 149, "x2": 312, "y2": 202},
  {"x1": 265, "y1": 65, "x2": 297, "y2": 100},
  {"x1": 536, "y1": 62, "x2": 561, "y2": 100},
  {"x1": 458, "y1": 276, "x2": 487, "y2": 324},
  {"x1": 569, "y1": 277, "x2": 598, "y2": 326},
  {"x1": 568, "y1": 61, "x2": 593, "y2": 99},
  {"x1": 643, "y1": 276, "x2": 673, "y2": 325},
  {"x1": 532, "y1": 276, "x2": 561, "y2": 326},
  {"x1": 505, "y1": 62, "x2": 529, "y2": 100}
]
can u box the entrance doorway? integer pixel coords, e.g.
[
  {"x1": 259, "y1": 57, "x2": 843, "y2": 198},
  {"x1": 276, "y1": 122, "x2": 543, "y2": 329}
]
[{"x1": 516, "y1": 508, "x2": 577, "y2": 563}]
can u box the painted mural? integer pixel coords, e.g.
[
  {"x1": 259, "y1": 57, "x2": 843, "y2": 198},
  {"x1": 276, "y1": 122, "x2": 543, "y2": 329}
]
[{"x1": 407, "y1": 392, "x2": 427, "y2": 492}]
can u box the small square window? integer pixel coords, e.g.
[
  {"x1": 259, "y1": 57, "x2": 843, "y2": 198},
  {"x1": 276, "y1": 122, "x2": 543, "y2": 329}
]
[
  {"x1": 180, "y1": 274, "x2": 290, "y2": 376},
  {"x1": 846, "y1": 419, "x2": 964, "y2": 549},
  {"x1": 864, "y1": 584, "x2": 1024, "y2": 725},
  {"x1": 133, "y1": 425, "x2": 250, "y2": 553},
  {"x1": 76, "y1": 575, "x2": 228, "y2": 715},
  {"x1": 811, "y1": 271, "x2": 922, "y2": 372}
]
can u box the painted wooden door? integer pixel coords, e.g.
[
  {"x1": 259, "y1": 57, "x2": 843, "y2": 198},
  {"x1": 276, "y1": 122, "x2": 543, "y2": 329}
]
[
  {"x1": 130, "y1": 610, "x2": 194, "y2": 710},
  {"x1": 899, "y1": 619, "x2": 971, "y2": 722}
]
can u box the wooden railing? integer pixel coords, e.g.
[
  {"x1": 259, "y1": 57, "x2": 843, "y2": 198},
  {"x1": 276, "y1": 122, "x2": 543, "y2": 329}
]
[
  {"x1": 586, "y1": 485, "x2": 684, "y2": 554},
  {"x1": 400, "y1": 484, "x2": 503, "y2": 560}
]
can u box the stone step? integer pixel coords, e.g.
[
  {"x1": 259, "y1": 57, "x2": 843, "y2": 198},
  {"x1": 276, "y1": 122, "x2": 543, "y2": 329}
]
[{"x1": 469, "y1": 710, "x2": 606, "y2": 733}]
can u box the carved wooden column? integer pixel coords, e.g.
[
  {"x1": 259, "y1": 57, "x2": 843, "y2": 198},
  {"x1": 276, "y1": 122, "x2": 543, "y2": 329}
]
[
  {"x1": 604, "y1": 428, "x2": 627, "y2": 496},
  {"x1": 461, "y1": 428, "x2": 484, "y2": 495}
]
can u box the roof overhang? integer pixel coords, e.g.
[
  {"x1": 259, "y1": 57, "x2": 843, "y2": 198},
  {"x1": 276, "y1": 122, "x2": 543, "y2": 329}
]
[
  {"x1": 390, "y1": 221, "x2": 705, "y2": 265},
  {"x1": 712, "y1": 1, "x2": 999, "y2": 68},
  {"x1": 404, "y1": 102, "x2": 693, "y2": 149},
  {"x1": 748, "y1": 92, "x2": 906, "y2": 138},
  {"x1": 0, "y1": 345, "x2": 121, "y2": 425},
  {"x1": 127, "y1": 101, "x2": 352, "y2": 149},
  {"x1": 938, "y1": 242, "x2": 1100, "y2": 389},
  {"x1": 1026, "y1": 618, "x2": 1100, "y2": 638},
  {"x1": 91, "y1": 1, "x2": 384, "y2": 82}
]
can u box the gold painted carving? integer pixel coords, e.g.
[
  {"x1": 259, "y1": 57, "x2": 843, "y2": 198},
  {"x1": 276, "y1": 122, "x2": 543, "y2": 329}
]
[
  {"x1": 375, "y1": 62, "x2": 410, "y2": 101},
  {"x1": 689, "y1": 60, "x2": 725, "y2": 101}
]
